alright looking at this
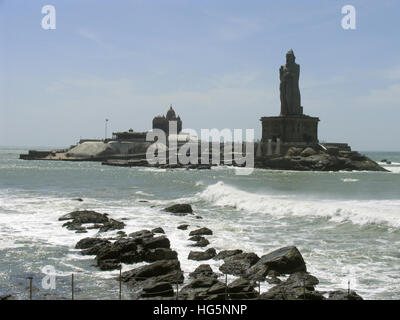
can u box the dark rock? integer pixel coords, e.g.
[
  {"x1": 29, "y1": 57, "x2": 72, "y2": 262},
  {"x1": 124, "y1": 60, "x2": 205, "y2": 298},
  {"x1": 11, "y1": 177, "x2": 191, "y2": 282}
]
[
  {"x1": 189, "y1": 237, "x2": 210, "y2": 248},
  {"x1": 96, "y1": 238, "x2": 138, "y2": 265},
  {"x1": 129, "y1": 229, "x2": 154, "y2": 243},
  {"x1": 164, "y1": 204, "x2": 193, "y2": 215},
  {"x1": 75, "y1": 238, "x2": 110, "y2": 249},
  {"x1": 73, "y1": 198, "x2": 83, "y2": 202},
  {"x1": 188, "y1": 248, "x2": 217, "y2": 261},
  {"x1": 214, "y1": 249, "x2": 243, "y2": 260},
  {"x1": 219, "y1": 252, "x2": 260, "y2": 277},
  {"x1": 98, "y1": 259, "x2": 120, "y2": 271},
  {"x1": 188, "y1": 235, "x2": 203, "y2": 242},
  {"x1": 259, "y1": 271, "x2": 323, "y2": 300},
  {"x1": 81, "y1": 243, "x2": 110, "y2": 256},
  {"x1": 189, "y1": 264, "x2": 218, "y2": 279},
  {"x1": 253, "y1": 246, "x2": 306, "y2": 275},
  {"x1": 179, "y1": 277, "x2": 226, "y2": 300},
  {"x1": 228, "y1": 278, "x2": 259, "y2": 299},
  {"x1": 145, "y1": 248, "x2": 178, "y2": 262},
  {"x1": 143, "y1": 236, "x2": 170, "y2": 250},
  {"x1": 328, "y1": 290, "x2": 363, "y2": 300},
  {"x1": 59, "y1": 210, "x2": 109, "y2": 223},
  {"x1": 98, "y1": 219, "x2": 125, "y2": 232},
  {"x1": 300, "y1": 147, "x2": 317, "y2": 157},
  {"x1": 141, "y1": 281, "x2": 174, "y2": 298},
  {"x1": 75, "y1": 229, "x2": 88, "y2": 233},
  {"x1": 117, "y1": 231, "x2": 127, "y2": 237},
  {"x1": 121, "y1": 259, "x2": 184, "y2": 285},
  {"x1": 0, "y1": 294, "x2": 12, "y2": 300},
  {"x1": 189, "y1": 227, "x2": 213, "y2": 236},
  {"x1": 177, "y1": 224, "x2": 189, "y2": 230},
  {"x1": 151, "y1": 227, "x2": 165, "y2": 234}
]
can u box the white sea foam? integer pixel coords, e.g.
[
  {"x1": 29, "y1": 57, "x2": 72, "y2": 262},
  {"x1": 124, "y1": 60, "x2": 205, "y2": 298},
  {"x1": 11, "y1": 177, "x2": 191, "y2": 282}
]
[
  {"x1": 341, "y1": 178, "x2": 359, "y2": 182},
  {"x1": 135, "y1": 191, "x2": 154, "y2": 197},
  {"x1": 196, "y1": 181, "x2": 400, "y2": 228}
]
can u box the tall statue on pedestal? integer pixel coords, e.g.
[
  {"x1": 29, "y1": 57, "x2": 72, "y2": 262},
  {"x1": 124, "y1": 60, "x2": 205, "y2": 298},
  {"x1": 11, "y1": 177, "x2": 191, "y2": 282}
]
[{"x1": 280, "y1": 49, "x2": 302, "y2": 116}]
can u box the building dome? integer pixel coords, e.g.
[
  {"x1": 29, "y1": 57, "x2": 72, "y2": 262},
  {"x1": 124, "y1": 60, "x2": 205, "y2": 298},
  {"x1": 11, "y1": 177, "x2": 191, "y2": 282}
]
[{"x1": 166, "y1": 105, "x2": 177, "y2": 120}]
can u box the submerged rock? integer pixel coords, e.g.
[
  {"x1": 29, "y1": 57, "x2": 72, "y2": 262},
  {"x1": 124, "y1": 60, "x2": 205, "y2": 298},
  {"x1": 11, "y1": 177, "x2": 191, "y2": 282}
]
[
  {"x1": 177, "y1": 224, "x2": 189, "y2": 230},
  {"x1": 164, "y1": 204, "x2": 193, "y2": 215},
  {"x1": 189, "y1": 227, "x2": 213, "y2": 236}
]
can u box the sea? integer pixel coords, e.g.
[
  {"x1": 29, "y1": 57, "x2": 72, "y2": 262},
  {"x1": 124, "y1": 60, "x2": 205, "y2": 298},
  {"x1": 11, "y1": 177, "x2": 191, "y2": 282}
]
[{"x1": 0, "y1": 147, "x2": 399, "y2": 300}]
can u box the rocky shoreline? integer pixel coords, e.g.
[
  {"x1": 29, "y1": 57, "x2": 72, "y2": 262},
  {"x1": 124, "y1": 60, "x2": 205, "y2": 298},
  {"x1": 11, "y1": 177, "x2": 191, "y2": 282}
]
[
  {"x1": 54, "y1": 205, "x2": 363, "y2": 300},
  {"x1": 19, "y1": 145, "x2": 387, "y2": 172}
]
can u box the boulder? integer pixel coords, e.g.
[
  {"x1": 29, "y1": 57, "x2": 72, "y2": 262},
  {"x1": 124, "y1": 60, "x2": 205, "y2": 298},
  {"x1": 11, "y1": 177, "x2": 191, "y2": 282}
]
[
  {"x1": 189, "y1": 237, "x2": 210, "y2": 248},
  {"x1": 75, "y1": 238, "x2": 110, "y2": 250},
  {"x1": 144, "y1": 248, "x2": 178, "y2": 262},
  {"x1": 189, "y1": 264, "x2": 218, "y2": 279},
  {"x1": 188, "y1": 248, "x2": 217, "y2": 261},
  {"x1": 164, "y1": 204, "x2": 193, "y2": 215},
  {"x1": 142, "y1": 236, "x2": 170, "y2": 250},
  {"x1": 151, "y1": 227, "x2": 165, "y2": 234},
  {"x1": 179, "y1": 277, "x2": 226, "y2": 300},
  {"x1": 219, "y1": 252, "x2": 260, "y2": 277},
  {"x1": 252, "y1": 246, "x2": 306, "y2": 275},
  {"x1": 97, "y1": 259, "x2": 120, "y2": 271},
  {"x1": 129, "y1": 229, "x2": 154, "y2": 242},
  {"x1": 300, "y1": 147, "x2": 317, "y2": 157},
  {"x1": 141, "y1": 281, "x2": 174, "y2": 298},
  {"x1": 121, "y1": 259, "x2": 184, "y2": 285},
  {"x1": 228, "y1": 278, "x2": 259, "y2": 299},
  {"x1": 59, "y1": 210, "x2": 109, "y2": 223},
  {"x1": 98, "y1": 219, "x2": 125, "y2": 232},
  {"x1": 259, "y1": 271, "x2": 323, "y2": 300},
  {"x1": 214, "y1": 249, "x2": 243, "y2": 260},
  {"x1": 286, "y1": 147, "x2": 303, "y2": 157},
  {"x1": 189, "y1": 227, "x2": 213, "y2": 236},
  {"x1": 177, "y1": 224, "x2": 189, "y2": 230},
  {"x1": 328, "y1": 290, "x2": 363, "y2": 300}
]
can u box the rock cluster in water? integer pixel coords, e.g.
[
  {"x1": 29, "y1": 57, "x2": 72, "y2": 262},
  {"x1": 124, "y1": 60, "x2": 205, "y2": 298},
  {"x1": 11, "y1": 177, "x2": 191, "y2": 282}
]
[{"x1": 59, "y1": 206, "x2": 364, "y2": 300}]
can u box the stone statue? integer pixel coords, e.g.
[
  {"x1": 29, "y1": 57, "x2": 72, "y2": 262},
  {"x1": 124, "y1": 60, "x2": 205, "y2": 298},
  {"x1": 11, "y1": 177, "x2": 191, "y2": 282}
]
[{"x1": 280, "y1": 49, "x2": 302, "y2": 116}]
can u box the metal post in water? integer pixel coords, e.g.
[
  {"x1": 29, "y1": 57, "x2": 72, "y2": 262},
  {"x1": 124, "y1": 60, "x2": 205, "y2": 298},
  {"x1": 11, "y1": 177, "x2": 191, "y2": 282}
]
[
  {"x1": 71, "y1": 273, "x2": 74, "y2": 300},
  {"x1": 119, "y1": 265, "x2": 122, "y2": 300},
  {"x1": 348, "y1": 280, "x2": 350, "y2": 298},
  {"x1": 225, "y1": 273, "x2": 228, "y2": 300},
  {"x1": 28, "y1": 277, "x2": 33, "y2": 300}
]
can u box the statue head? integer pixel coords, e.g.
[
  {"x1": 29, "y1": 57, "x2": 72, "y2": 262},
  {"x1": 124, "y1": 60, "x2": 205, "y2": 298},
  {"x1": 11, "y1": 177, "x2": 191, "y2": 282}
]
[{"x1": 286, "y1": 49, "x2": 295, "y2": 64}]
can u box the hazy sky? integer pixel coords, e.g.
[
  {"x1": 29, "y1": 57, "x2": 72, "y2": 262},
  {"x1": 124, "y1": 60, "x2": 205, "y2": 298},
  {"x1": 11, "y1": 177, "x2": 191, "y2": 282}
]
[{"x1": 1, "y1": 0, "x2": 399, "y2": 150}]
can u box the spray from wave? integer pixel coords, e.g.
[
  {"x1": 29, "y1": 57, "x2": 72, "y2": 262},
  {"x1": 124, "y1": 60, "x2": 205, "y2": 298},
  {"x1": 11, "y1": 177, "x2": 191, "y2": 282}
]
[{"x1": 196, "y1": 181, "x2": 400, "y2": 228}]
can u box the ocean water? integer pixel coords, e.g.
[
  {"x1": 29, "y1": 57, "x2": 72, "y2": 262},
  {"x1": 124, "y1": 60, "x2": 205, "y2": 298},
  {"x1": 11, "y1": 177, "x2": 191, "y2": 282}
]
[{"x1": 0, "y1": 148, "x2": 399, "y2": 300}]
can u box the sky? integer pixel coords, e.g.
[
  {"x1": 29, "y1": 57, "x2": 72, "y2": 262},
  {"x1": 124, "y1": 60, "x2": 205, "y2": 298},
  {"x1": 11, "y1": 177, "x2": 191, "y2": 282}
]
[{"x1": 0, "y1": 0, "x2": 399, "y2": 151}]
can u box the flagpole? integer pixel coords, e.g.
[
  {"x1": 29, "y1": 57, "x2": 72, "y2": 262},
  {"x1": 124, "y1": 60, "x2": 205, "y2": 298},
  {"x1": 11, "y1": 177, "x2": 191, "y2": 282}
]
[{"x1": 105, "y1": 119, "x2": 108, "y2": 141}]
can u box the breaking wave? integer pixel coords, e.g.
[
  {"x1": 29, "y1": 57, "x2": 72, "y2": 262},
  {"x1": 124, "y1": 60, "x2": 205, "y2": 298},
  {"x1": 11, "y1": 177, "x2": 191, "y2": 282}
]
[{"x1": 197, "y1": 181, "x2": 400, "y2": 228}]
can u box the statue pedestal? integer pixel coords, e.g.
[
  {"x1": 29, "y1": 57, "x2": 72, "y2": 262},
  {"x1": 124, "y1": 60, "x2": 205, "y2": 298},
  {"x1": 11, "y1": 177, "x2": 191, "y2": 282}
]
[{"x1": 260, "y1": 114, "x2": 319, "y2": 145}]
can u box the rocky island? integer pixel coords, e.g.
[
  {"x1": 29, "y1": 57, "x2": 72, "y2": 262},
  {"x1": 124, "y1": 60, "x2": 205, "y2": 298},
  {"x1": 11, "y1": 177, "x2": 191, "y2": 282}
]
[{"x1": 19, "y1": 50, "x2": 386, "y2": 172}]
